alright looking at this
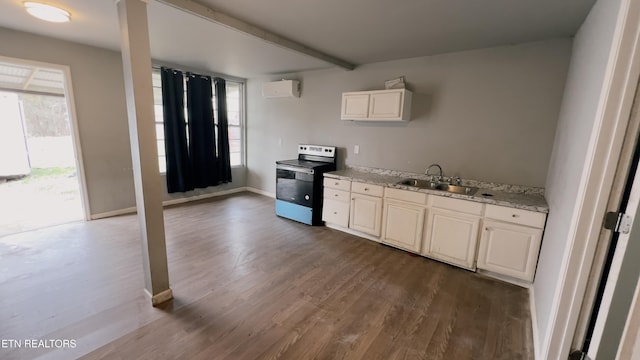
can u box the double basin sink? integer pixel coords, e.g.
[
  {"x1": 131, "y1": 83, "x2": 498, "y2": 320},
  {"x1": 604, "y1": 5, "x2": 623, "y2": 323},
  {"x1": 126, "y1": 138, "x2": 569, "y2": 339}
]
[{"x1": 397, "y1": 178, "x2": 478, "y2": 195}]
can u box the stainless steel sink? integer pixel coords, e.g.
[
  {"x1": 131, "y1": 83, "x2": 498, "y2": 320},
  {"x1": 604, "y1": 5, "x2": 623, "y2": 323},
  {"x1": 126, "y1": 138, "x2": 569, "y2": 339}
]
[
  {"x1": 397, "y1": 178, "x2": 478, "y2": 195},
  {"x1": 397, "y1": 178, "x2": 435, "y2": 188}
]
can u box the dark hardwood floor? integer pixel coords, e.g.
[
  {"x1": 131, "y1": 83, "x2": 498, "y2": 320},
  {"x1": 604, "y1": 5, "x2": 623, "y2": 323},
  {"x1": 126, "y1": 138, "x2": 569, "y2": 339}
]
[{"x1": 0, "y1": 192, "x2": 533, "y2": 360}]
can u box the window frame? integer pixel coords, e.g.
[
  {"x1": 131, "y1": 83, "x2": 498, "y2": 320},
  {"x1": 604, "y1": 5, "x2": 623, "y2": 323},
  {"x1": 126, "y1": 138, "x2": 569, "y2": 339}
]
[{"x1": 151, "y1": 67, "x2": 245, "y2": 174}]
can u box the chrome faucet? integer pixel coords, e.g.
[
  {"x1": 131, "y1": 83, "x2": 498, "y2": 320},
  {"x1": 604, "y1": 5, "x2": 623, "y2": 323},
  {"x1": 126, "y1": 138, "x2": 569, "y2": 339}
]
[{"x1": 425, "y1": 164, "x2": 443, "y2": 182}]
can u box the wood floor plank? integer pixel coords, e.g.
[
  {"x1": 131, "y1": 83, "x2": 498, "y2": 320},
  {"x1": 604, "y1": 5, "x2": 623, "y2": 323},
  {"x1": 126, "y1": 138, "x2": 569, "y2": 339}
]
[{"x1": 0, "y1": 193, "x2": 533, "y2": 360}]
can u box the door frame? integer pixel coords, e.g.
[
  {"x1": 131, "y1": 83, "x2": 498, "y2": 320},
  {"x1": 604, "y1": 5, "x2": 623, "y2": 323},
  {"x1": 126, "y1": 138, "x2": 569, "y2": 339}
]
[
  {"x1": 0, "y1": 55, "x2": 90, "y2": 220},
  {"x1": 542, "y1": 0, "x2": 640, "y2": 358},
  {"x1": 571, "y1": 94, "x2": 640, "y2": 351}
]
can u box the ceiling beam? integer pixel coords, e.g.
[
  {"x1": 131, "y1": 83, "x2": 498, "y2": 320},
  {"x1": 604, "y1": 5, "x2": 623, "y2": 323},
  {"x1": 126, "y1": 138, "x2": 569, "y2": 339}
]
[{"x1": 155, "y1": 0, "x2": 356, "y2": 71}]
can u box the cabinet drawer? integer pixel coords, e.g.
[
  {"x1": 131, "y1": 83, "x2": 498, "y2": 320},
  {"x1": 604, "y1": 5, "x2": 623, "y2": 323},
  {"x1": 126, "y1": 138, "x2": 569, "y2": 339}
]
[
  {"x1": 324, "y1": 188, "x2": 350, "y2": 203},
  {"x1": 431, "y1": 196, "x2": 483, "y2": 215},
  {"x1": 385, "y1": 187, "x2": 427, "y2": 204},
  {"x1": 322, "y1": 199, "x2": 350, "y2": 228},
  {"x1": 351, "y1": 182, "x2": 384, "y2": 197},
  {"x1": 323, "y1": 177, "x2": 351, "y2": 191},
  {"x1": 485, "y1": 205, "x2": 546, "y2": 228}
]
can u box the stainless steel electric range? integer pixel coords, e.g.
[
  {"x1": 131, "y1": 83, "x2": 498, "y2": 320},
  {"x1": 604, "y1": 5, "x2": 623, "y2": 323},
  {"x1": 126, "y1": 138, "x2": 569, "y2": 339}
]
[{"x1": 275, "y1": 144, "x2": 337, "y2": 225}]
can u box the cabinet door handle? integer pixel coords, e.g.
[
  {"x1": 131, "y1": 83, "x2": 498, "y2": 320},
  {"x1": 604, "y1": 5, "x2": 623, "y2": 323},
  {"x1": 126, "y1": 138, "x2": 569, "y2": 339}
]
[
  {"x1": 512, "y1": 214, "x2": 519, "y2": 218},
  {"x1": 333, "y1": 211, "x2": 337, "y2": 215},
  {"x1": 364, "y1": 187, "x2": 369, "y2": 191},
  {"x1": 334, "y1": 182, "x2": 339, "y2": 186}
]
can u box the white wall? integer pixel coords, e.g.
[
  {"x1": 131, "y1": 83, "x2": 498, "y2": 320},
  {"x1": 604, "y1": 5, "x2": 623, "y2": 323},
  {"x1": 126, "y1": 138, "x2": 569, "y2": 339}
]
[
  {"x1": 0, "y1": 27, "x2": 247, "y2": 216},
  {"x1": 534, "y1": 0, "x2": 623, "y2": 356},
  {"x1": 247, "y1": 39, "x2": 571, "y2": 194}
]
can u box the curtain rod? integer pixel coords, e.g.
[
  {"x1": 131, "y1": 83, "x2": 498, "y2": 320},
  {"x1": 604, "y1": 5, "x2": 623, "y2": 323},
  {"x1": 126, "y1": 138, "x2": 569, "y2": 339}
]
[{"x1": 151, "y1": 61, "x2": 246, "y2": 83}]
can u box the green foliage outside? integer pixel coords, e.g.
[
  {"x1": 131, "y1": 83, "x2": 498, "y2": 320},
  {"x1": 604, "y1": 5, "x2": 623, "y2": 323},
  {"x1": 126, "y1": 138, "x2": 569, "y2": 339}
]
[
  {"x1": 16, "y1": 167, "x2": 76, "y2": 184},
  {"x1": 19, "y1": 93, "x2": 70, "y2": 137}
]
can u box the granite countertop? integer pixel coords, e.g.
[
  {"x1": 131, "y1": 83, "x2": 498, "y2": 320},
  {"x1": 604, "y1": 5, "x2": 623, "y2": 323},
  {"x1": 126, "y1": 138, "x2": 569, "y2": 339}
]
[{"x1": 324, "y1": 167, "x2": 549, "y2": 213}]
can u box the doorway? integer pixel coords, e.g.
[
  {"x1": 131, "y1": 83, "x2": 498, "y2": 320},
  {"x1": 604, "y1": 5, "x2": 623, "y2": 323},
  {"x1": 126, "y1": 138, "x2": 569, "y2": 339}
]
[{"x1": 0, "y1": 57, "x2": 88, "y2": 237}]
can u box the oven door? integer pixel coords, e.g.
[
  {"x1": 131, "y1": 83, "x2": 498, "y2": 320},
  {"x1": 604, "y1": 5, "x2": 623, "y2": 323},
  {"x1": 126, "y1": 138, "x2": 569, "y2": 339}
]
[{"x1": 276, "y1": 164, "x2": 315, "y2": 207}]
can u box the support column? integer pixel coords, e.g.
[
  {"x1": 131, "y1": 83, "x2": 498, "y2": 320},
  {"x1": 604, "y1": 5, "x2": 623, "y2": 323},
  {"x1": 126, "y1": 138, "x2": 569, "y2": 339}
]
[{"x1": 116, "y1": 0, "x2": 172, "y2": 306}]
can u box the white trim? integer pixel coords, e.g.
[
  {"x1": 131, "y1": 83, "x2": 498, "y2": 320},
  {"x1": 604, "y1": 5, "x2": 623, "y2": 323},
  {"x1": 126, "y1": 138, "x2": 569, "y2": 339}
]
[
  {"x1": 476, "y1": 269, "x2": 532, "y2": 289},
  {"x1": 91, "y1": 186, "x2": 254, "y2": 219},
  {"x1": 589, "y1": 141, "x2": 640, "y2": 357},
  {"x1": 543, "y1": 0, "x2": 640, "y2": 358},
  {"x1": 325, "y1": 222, "x2": 381, "y2": 242},
  {"x1": 61, "y1": 65, "x2": 91, "y2": 220},
  {"x1": 530, "y1": 286, "x2": 540, "y2": 360},
  {"x1": 162, "y1": 187, "x2": 246, "y2": 206},
  {"x1": 144, "y1": 288, "x2": 173, "y2": 306},
  {"x1": 90, "y1": 206, "x2": 137, "y2": 219},
  {"x1": 246, "y1": 186, "x2": 275, "y2": 198},
  {"x1": 0, "y1": 55, "x2": 91, "y2": 221}
]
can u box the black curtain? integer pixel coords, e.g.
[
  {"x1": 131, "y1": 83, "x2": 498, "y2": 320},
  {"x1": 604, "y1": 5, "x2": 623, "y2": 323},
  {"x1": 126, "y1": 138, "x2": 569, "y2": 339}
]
[
  {"x1": 214, "y1": 78, "x2": 232, "y2": 184},
  {"x1": 186, "y1": 73, "x2": 218, "y2": 189},
  {"x1": 161, "y1": 67, "x2": 193, "y2": 193}
]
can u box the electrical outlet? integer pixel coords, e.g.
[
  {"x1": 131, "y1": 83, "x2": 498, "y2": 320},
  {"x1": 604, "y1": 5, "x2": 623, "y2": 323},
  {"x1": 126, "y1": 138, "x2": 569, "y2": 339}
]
[{"x1": 354, "y1": 145, "x2": 360, "y2": 154}]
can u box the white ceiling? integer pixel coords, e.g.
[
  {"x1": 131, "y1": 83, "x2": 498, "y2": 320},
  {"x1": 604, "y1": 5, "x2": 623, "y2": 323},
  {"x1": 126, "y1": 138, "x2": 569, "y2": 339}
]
[{"x1": 0, "y1": 0, "x2": 595, "y2": 79}]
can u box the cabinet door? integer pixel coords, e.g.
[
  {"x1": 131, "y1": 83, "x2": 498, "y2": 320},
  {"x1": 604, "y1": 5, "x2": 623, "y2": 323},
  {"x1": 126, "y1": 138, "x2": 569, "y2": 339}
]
[
  {"x1": 477, "y1": 220, "x2": 543, "y2": 281},
  {"x1": 423, "y1": 208, "x2": 481, "y2": 270},
  {"x1": 349, "y1": 193, "x2": 382, "y2": 237},
  {"x1": 341, "y1": 93, "x2": 370, "y2": 120},
  {"x1": 382, "y1": 200, "x2": 425, "y2": 253},
  {"x1": 322, "y1": 198, "x2": 350, "y2": 228},
  {"x1": 368, "y1": 91, "x2": 403, "y2": 120}
]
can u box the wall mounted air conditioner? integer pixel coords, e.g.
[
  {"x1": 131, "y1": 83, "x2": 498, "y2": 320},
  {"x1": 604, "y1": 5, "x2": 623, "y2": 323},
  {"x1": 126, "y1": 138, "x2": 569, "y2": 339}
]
[{"x1": 262, "y1": 80, "x2": 300, "y2": 98}]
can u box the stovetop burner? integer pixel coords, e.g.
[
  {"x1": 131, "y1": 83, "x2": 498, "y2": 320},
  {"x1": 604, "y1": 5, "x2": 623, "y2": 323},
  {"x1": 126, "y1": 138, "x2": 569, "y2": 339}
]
[{"x1": 275, "y1": 159, "x2": 335, "y2": 170}]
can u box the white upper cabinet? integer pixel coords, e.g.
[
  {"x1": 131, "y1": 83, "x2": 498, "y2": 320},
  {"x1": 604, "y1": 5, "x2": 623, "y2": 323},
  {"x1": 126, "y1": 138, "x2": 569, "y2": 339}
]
[
  {"x1": 341, "y1": 93, "x2": 370, "y2": 119},
  {"x1": 341, "y1": 89, "x2": 412, "y2": 121}
]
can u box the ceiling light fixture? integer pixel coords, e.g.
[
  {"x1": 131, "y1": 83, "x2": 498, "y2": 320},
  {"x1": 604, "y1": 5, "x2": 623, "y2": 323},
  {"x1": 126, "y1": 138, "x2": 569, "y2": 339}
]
[{"x1": 24, "y1": 2, "x2": 71, "y2": 23}]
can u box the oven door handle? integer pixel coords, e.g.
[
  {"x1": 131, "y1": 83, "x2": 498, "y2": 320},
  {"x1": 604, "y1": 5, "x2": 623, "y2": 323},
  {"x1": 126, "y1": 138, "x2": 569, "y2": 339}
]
[{"x1": 276, "y1": 164, "x2": 315, "y2": 175}]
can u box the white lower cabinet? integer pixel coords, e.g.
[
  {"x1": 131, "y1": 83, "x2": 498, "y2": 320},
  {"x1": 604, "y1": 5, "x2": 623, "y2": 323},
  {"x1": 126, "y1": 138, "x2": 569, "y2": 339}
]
[
  {"x1": 322, "y1": 178, "x2": 351, "y2": 227},
  {"x1": 322, "y1": 175, "x2": 548, "y2": 286},
  {"x1": 322, "y1": 198, "x2": 350, "y2": 228},
  {"x1": 349, "y1": 193, "x2": 383, "y2": 237},
  {"x1": 477, "y1": 209, "x2": 545, "y2": 282},
  {"x1": 423, "y1": 208, "x2": 481, "y2": 270},
  {"x1": 381, "y1": 199, "x2": 426, "y2": 253}
]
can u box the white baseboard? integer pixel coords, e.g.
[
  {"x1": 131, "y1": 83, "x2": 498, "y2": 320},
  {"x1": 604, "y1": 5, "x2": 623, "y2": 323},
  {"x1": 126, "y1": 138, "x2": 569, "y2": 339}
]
[
  {"x1": 476, "y1": 269, "x2": 532, "y2": 289},
  {"x1": 144, "y1": 288, "x2": 173, "y2": 306},
  {"x1": 90, "y1": 186, "x2": 254, "y2": 220},
  {"x1": 530, "y1": 286, "x2": 540, "y2": 360},
  {"x1": 90, "y1": 207, "x2": 137, "y2": 220},
  {"x1": 246, "y1": 186, "x2": 275, "y2": 198},
  {"x1": 162, "y1": 187, "x2": 246, "y2": 206},
  {"x1": 325, "y1": 222, "x2": 381, "y2": 242}
]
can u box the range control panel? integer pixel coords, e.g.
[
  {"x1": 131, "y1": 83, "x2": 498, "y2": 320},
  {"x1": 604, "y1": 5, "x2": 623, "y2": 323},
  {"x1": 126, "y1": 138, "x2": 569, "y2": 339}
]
[{"x1": 298, "y1": 144, "x2": 336, "y2": 158}]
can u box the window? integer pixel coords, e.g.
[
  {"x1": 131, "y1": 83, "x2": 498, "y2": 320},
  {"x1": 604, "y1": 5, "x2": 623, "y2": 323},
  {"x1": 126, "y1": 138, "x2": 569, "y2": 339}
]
[{"x1": 151, "y1": 69, "x2": 243, "y2": 173}]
